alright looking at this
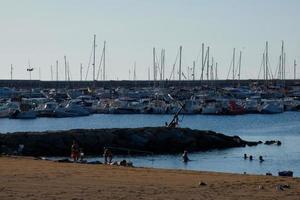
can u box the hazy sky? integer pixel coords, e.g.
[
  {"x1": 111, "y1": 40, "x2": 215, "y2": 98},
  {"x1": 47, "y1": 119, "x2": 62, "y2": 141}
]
[{"x1": 0, "y1": 0, "x2": 299, "y2": 80}]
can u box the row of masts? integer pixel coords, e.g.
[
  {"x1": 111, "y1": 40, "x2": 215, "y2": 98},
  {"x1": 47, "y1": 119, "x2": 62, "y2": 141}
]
[
  {"x1": 146, "y1": 44, "x2": 219, "y2": 82},
  {"x1": 7, "y1": 40, "x2": 298, "y2": 83}
]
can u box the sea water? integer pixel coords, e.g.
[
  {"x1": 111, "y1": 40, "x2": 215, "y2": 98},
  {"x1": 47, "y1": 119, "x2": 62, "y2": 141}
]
[{"x1": 1, "y1": 112, "x2": 300, "y2": 176}]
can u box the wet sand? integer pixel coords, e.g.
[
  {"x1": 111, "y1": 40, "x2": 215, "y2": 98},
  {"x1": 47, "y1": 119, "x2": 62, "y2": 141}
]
[{"x1": 0, "y1": 156, "x2": 299, "y2": 200}]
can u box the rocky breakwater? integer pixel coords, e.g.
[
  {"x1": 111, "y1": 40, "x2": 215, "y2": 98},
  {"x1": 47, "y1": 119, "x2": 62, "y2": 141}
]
[{"x1": 0, "y1": 127, "x2": 259, "y2": 156}]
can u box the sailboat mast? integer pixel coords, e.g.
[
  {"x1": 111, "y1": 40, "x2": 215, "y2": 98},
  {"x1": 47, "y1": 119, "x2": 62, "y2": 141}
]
[
  {"x1": 179, "y1": 46, "x2": 182, "y2": 81},
  {"x1": 64, "y1": 56, "x2": 67, "y2": 81},
  {"x1": 238, "y1": 51, "x2": 242, "y2": 87},
  {"x1": 294, "y1": 60, "x2": 297, "y2": 80},
  {"x1": 281, "y1": 41, "x2": 284, "y2": 81},
  {"x1": 93, "y1": 34, "x2": 96, "y2": 81},
  {"x1": 133, "y1": 62, "x2": 136, "y2": 81},
  {"x1": 56, "y1": 60, "x2": 58, "y2": 81},
  {"x1": 153, "y1": 47, "x2": 156, "y2": 81},
  {"x1": 80, "y1": 63, "x2": 83, "y2": 81},
  {"x1": 103, "y1": 41, "x2": 106, "y2": 81},
  {"x1": 232, "y1": 48, "x2": 235, "y2": 86},
  {"x1": 201, "y1": 43, "x2": 204, "y2": 81},
  {"x1": 193, "y1": 61, "x2": 195, "y2": 81},
  {"x1": 51, "y1": 65, "x2": 53, "y2": 81},
  {"x1": 265, "y1": 41, "x2": 269, "y2": 86},
  {"x1": 215, "y1": 62, "x2": 218, "y2": 80},
  {"x1": 210, "y1": 57, "x2": 214, "y2": 81},
  {"x1": 206, "y1": 46, "x2": 210, "y2": 81},
  {"x1": 10, "y1": 64, "x2": 13, "y2": 80},
  {"x1": 160, "y1": 49, "x2": 163, "y2": 81}
]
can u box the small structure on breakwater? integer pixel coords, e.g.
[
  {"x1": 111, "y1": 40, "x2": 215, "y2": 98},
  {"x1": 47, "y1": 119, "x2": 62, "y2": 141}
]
[{"x1": 0, "y1": 127, "x2": 259, "y2": 157}]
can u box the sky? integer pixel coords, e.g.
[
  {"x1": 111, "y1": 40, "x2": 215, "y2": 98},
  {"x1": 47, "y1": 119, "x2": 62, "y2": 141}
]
[{"x1": 0, "y1": 0, "x2": 299, "y2": 81}]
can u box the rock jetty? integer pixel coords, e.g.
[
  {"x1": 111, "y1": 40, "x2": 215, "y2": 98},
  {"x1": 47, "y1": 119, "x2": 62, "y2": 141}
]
[{"x1": 0, "y1": 127, "x2": 259, "y2": 156}]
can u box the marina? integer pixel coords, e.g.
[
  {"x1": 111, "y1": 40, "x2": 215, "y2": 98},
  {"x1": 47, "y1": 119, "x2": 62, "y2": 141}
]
[{"x1": 1, "y1": 82, "x2": 300, "y2": 119}]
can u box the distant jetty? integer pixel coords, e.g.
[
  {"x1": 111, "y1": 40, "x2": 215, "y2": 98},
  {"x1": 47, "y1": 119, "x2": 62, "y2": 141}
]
[
  {"x1": 0, "y1": 127, "x2": 259, "y2": 156},
  {"x1": 1, "y1": 79, "x2": 300, "y2": 89}
]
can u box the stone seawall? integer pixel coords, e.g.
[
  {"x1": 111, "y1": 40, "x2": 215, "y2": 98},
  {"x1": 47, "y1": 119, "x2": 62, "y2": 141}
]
[{"x1": 0, "y1": 127, "x2": 259, "y2": 156}]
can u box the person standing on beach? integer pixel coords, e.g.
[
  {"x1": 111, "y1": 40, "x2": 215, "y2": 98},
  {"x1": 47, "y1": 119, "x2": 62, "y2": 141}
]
[
  {"x1": 103, "y1": 148, "x2": 108, "y2": 164},
  {"x1": 71, "y1": 140, "x2": 80, "y2": 162}
]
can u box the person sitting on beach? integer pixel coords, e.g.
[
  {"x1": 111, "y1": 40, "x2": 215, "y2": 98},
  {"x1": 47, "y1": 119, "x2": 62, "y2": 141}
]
[
  {"x1": 71, "y1": 140, "x2": 80, "y2": 162},
  {"x1": 103, "y1": 148, "x2": 113, "y2": 164},
  {"x1": 182, "y1": 150, "x2": 190, "y2": 163}
]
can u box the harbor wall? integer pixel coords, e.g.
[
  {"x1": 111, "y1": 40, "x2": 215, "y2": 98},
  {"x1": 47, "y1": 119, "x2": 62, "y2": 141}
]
[{"x1": 0, "y1": 79, "x2": 300, "y2": 89}]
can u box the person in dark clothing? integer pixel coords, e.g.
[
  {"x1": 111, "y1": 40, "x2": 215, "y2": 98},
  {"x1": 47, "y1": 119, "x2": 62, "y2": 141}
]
[
  {"x1": 182, "y1": 150, "x2": 190, "y2": 163},
  {"x1": 71, "y1": 140, "x2": 80, "y2": 162}
]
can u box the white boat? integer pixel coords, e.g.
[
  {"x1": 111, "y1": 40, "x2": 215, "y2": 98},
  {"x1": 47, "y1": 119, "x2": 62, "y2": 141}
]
[
  {"x1": 201, "y1": 100, "x2": 223, "y2": 114},
  {"x1": 9, "y1": 110, "x2": 37, "y2": 119},
  {"x1": 36, "y1": 102, "x2": 58, "y2": 117},
  {"x1": 144, "y1": 100, "x2": 168, "y2": 114},
  {"x1": 182, "y1": 99, "x2": 201, "y2": 114},
  {"x1": 244, "y1": 98, "x2": 260, "y2": 113},
  {"x1": 283, "y1": 97, "x2": 300, "y2": 111},
  {"x1": 54, "y1": 101, "x2": 90, "y2": 117},
  {"x1": 260, "y1": 100, "x2": 284, "y2": 114},
  {"x1": 0, "y1": 104, "x2": 10, "y2": 118}
]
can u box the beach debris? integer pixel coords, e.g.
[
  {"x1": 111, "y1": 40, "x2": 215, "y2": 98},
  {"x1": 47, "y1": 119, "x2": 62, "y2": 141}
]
[
  {"x1": 276, "y1": 185, "x2": 284, "y2": 191},
  {"x1": 278, "y1": 171, "x2": 293, "y2": 177},
  {"x1": 276, "y1": 184, "x2": 291, "y2": 191},
  {"x1": 266, "y1": 172, "x2": 272, "y2": 176},
  {"x1": 34, "y1": 157, "x2": 50, "y2": 161},
  {"x1": 87, "y1": 161, "x2": 102, "y2": 165},
  {"x1": 199, "y1": 181, "x2": 207, "y2": 186},
  {"x1": 258, "y1": 185, "x2": 264, "y2": 190}
]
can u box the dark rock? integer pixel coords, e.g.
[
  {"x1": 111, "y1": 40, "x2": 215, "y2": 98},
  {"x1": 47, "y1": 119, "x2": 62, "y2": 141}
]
[
  {"x1": 0, "y1": 127, "x2": 260, "y2": 157},
  {"x1": 199, "y1": 181, "x2": 207, "y2": 186},
  {"x1": 278, "y1": 171, "x2": 293, "y2": 177},
  {"x1": 265, "y1": 140, "x2": 282, "y2": 145}
]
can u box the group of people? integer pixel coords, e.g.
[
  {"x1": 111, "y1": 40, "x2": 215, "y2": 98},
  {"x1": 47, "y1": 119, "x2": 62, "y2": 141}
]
[
  {"x1": 71, "y1": 140, "x2": 114, "y2": 164},
  {"x1": 244, "y1": 154, "x2": 264, "y2": 162}
]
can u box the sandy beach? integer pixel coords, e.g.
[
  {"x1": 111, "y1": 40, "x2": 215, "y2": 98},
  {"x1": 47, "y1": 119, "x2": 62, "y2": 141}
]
[{"x1": 0, "y1": 156, "x2": 299, "y2": 200}]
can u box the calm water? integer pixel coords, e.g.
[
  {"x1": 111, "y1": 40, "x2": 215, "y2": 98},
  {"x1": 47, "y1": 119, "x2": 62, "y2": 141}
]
[{"x1": 1, "y1": 112, "x2": 300, "y2": 176}]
